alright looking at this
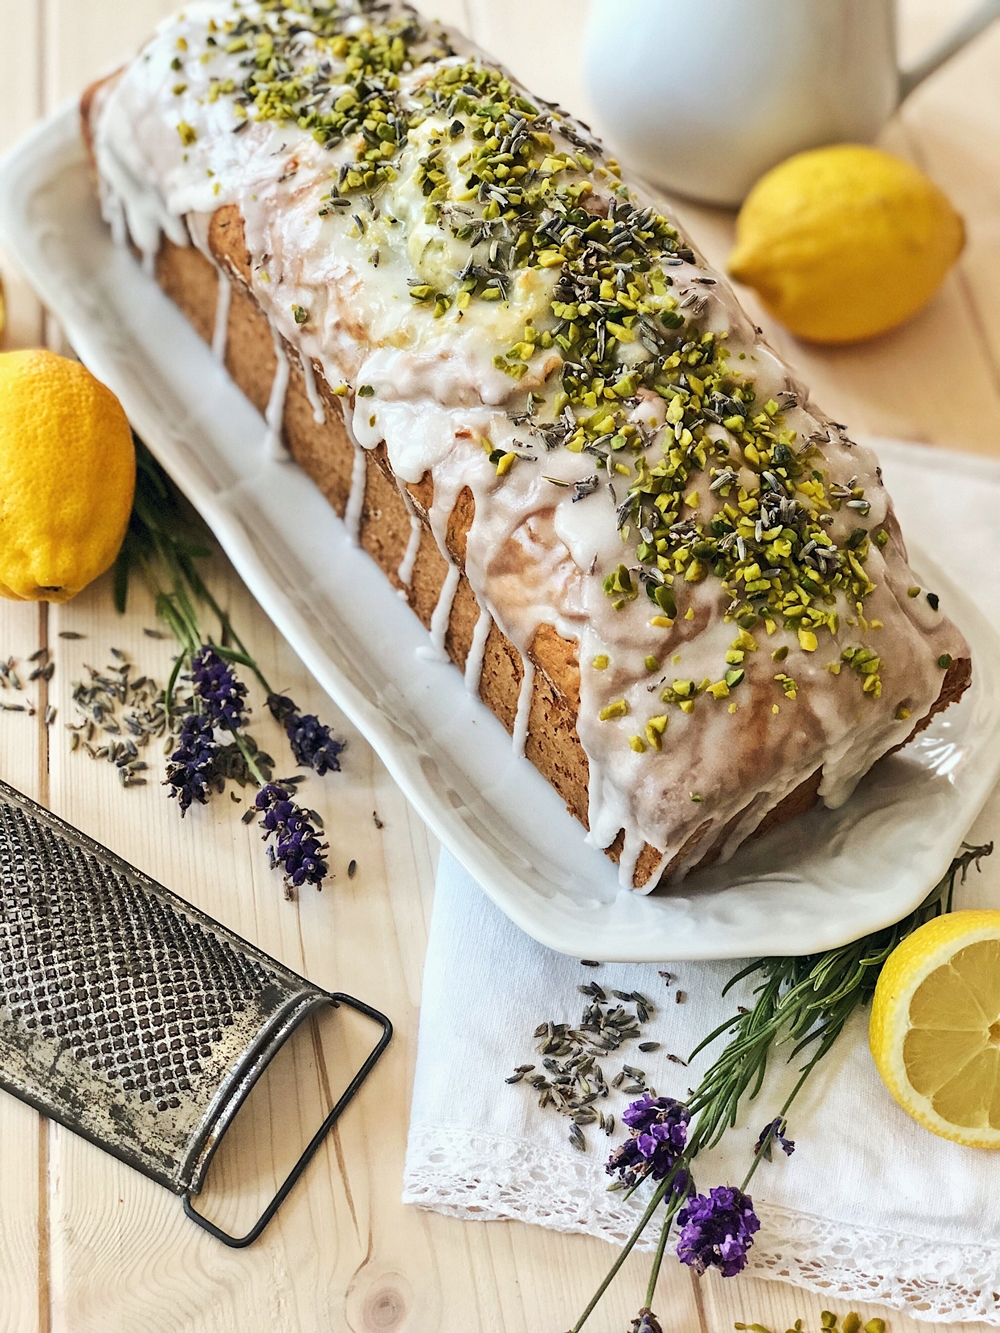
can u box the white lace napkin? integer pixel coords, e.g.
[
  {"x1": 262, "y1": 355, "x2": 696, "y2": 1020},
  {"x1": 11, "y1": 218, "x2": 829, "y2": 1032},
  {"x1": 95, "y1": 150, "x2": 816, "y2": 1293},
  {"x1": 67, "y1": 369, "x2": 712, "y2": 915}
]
[
  {"x1": 402, "y1": 443, "x2": 1000, "y2": 1324},
  {"x1": 403, "y1": 834, "x2": 1000, "y2": 1325}
]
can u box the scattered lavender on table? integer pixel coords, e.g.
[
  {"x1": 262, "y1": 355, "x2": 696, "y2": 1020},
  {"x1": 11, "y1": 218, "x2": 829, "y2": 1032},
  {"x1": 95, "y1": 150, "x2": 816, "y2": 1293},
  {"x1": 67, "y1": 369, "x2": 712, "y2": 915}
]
[
  {"x1": 507, "y1": 983, "x2": 656, "y2": 1149},
  {"x1": 675, "y1": 1185, "x2": 761, "y2": 1278}
]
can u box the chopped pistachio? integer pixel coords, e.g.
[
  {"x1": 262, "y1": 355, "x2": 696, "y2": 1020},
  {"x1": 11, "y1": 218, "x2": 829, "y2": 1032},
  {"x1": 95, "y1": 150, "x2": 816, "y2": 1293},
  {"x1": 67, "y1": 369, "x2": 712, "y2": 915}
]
[
  {"x1": 599, "y1": 699, "x2": 628, "y2": 721},
  {"x1": 592, "y1": 654, "x2": 610, "y2": 670}
]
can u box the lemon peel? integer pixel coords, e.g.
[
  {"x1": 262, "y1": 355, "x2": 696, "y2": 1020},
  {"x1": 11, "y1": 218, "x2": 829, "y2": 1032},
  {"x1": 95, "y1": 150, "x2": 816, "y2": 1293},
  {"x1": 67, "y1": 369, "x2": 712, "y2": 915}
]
[
  {"x1": 0, "y1": 350, "x2": 135, "y2": 601},
  {"x1": 728, "y1": 145, "x2": 964, "y2": 344}
]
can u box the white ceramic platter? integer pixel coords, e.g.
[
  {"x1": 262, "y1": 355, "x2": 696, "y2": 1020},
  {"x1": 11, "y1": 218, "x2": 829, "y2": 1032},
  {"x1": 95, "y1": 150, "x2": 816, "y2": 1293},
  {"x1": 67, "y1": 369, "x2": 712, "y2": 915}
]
[{"x1": 3, "y1": 108, "x2": 1000, "y2": 961}]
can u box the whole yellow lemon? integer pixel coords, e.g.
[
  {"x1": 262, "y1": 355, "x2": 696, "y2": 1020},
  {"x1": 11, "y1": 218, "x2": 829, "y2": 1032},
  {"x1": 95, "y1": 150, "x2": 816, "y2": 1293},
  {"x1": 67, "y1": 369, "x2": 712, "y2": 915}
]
[
  {"x1": 0, "y1": 349, "x2": 135, "y2": 601},
  {"x1": 728, "y1": 145, "x2": 965, "y2": 344}
]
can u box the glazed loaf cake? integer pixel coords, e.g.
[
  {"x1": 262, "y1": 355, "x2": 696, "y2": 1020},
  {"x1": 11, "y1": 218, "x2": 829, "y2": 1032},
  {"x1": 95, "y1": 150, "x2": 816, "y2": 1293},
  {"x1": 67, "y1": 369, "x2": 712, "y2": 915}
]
[{"x1": 82, "y1": 1, "x2": 970, "y2": 889}]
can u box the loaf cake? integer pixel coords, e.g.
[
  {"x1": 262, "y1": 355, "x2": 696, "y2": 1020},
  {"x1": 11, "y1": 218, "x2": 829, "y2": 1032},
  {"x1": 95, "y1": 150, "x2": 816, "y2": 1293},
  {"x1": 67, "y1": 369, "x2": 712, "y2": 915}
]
[{"x1": 81, "y1": 0, "x2": 970, "y2": 890}]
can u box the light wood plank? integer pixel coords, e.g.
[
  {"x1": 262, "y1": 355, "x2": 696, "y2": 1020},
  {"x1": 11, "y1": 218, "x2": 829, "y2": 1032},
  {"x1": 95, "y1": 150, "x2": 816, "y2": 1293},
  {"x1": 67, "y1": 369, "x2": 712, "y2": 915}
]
[
  {"x1": 464, "y1": 0, "x2": 595, "y2": 120},
  {"x1": 0, "y1": 11, "x2": 49, "y2": 1297},
  {"x1": 42, "y1": 0, "x2": 180, "y2": 108},
  {"x1": 0, "y1": 601, "x2": 47, "y2": 1333},
  {"x1": 0, "y1": 0, "x2": 44, "y2": 349},
  {"x1": 0, "y1": 0, "x2": 994, "y2": 1330}
]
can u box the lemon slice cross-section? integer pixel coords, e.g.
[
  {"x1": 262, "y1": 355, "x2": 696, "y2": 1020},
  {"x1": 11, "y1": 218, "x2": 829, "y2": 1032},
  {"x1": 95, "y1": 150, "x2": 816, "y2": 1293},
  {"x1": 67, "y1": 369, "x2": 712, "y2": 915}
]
[{"x1": 870, "y1": 910, "x2": 1000, "y2": 1148}]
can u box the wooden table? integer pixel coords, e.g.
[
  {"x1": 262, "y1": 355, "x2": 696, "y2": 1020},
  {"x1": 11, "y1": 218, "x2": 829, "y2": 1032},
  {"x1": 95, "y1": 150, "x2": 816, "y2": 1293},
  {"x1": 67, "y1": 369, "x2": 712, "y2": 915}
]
[{"x1": 0, "y1": 2, "x2": 998, "y2": 1329}]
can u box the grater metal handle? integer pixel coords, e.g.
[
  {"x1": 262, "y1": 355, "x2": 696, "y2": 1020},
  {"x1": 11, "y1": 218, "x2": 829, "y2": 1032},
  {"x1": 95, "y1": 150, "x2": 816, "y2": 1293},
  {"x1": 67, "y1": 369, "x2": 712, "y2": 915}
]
[{"x1": 182, "y1": 991, "x2": 391, "y2": 1247}]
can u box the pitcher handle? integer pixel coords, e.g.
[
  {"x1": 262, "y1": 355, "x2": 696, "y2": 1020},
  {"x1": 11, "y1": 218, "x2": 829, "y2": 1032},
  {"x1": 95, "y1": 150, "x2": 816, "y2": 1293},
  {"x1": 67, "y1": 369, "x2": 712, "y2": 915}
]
[{"x1": 898, "y1": 0, "x2": 1000, "y2": 101}]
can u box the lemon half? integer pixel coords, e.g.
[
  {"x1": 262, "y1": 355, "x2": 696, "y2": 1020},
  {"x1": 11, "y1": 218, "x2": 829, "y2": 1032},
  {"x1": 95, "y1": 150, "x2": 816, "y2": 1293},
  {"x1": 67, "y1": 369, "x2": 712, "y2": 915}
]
[
  {"x1": 870, "y1": 911, "x2": 1000, "y2": 1148},
  {"x1": 728, "y1": 144, "x2": 965, "y2": 344}
]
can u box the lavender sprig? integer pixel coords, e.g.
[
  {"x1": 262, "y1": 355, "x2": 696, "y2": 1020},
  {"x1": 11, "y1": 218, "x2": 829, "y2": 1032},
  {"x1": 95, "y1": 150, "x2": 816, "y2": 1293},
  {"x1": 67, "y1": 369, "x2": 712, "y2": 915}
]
[
  {"x1": 754, "y1": 1116, "x2": 795, "y2": 1160},
  {"x1": 255, "y1": 783, "x2": 329, "y2": 898},
  {"x1": 117, "y1": 443, "x2": 346, "y2": 897},
  {"x1": 191, "y1": 645, "x2": 249, "y2": 731},
  {"x1": 268, "y1": 693, "x2": 344, "y2": 774},
  {"x1": 628, "y1": 1311, "x2": 663, "y2": 1333},
  {"x1": 606, "y1": 1096, "x2": 690, "y2": 1188},
  {"x1": 675, "y1": 1185, "x2": 760, "y2": 1278},
  {"x1": 165, "y1": 713, "x2": 217, "y2": 814}
]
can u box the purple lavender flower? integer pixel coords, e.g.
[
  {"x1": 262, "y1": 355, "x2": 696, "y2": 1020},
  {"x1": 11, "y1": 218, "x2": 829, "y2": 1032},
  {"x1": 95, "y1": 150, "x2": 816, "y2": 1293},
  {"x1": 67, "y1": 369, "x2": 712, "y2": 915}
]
[
  {"x1": 165, "y1": 713, "x2": 217, "y2": 814},
  {"x1": 267, "y1": 693, "x2": 344, "y2": 775},
  {"x1": 676, "y1": 1185, "x2": 760, "y2": 1278},
  {"x1": 606, "y1": 1095, "x2": 690, "y2": 1187},
  {"x1": 191, "y1": 646, "x2": 249, "y2": 731},
  {"x1": 255, "y1": 783, "x2": 329, "y2": 894},
  {"x1": 755, "y1": 1117, "x2": 795, "y2": 1160},
  {"x1": 629, "y1": 1310, "x2": 664, "y2": 1333}
]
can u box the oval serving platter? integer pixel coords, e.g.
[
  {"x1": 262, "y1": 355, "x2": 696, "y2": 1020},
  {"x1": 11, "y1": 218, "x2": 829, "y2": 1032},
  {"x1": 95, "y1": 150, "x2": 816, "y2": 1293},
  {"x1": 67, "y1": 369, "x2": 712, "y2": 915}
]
[{"x1": 2, "y1": 108, "x2": 1000, "y2": 961}]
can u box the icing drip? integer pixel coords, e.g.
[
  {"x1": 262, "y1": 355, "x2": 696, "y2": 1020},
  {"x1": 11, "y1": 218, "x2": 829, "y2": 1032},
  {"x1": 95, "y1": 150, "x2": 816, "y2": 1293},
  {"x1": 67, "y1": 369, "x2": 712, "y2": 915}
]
[
  {"x1": 512, "y1": 658, "x2": 535, "y2": 760},
  {"x1": 418, "y1": 562, "x2": 460, "y2": 663},
  {"x1": 212, "y1": 267, "x2": 231, "y2": 363},
  {"x1": 344, "y1": 443, "x2": 367, "y2": 545},
  {"x1": 464, "y1": 604, "x2": 493, "y2": 695},
  {"x1": 300, "y1": 351, "x2": 327, "y2": 425},
  {"x1": 396, "y1": 484, "x2": 422, "y2": 589},
  {"x1": 264, "y1": 327, "x2": 290, "y2": 461}
]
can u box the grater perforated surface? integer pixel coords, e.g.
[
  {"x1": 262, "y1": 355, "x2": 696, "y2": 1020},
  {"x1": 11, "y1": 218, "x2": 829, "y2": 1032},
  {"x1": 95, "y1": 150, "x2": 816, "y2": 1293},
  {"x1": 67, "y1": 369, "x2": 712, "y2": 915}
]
[{"x1": 0, "y1": 779, "x2": 333, "y2": 1194}]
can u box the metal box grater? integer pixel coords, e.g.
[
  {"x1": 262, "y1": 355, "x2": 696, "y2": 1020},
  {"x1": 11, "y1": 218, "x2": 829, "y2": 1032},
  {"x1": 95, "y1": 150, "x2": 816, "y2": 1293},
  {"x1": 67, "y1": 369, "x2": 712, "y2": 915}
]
[{"x1": 0, "y1": 777, "x2": 391, "y2": 1247}]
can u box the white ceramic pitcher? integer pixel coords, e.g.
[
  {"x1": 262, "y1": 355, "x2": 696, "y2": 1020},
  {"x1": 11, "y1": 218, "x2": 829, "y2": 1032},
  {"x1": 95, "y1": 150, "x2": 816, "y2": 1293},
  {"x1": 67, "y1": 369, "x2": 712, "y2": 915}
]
[{"x1": 584, "y1": 0, "x2": 1000, "y2": 205}]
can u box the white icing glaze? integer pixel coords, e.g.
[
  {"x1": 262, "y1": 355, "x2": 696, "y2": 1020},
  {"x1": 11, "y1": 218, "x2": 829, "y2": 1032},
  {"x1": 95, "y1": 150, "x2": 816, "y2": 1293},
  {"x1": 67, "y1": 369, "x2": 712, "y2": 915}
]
[
  {"x1": 90, "y1": 0, "x2": 969, "y2": 888},
  {"x1": 464, "y1": 604, "x2": 493, "y2": 695},
  {"x1": 212, "y1": 267, "x2": 231, "y2": 362},
  {"x1": 419, "y1": 561, "x2": 460, "y2": 663},
  {"x1": 396, "y1": 482, "x2": 423, "y2": 589},
  {"x1": 344, "y1": 441, "x2": 367, "y2": 545},
  {"x1": 300, "y1": 352, "x2": 326, "y2": 425},
  {"x1": 512, "y1": 657, "x2": 535, "y2": 760},
  {"x1": 264, "y1": 326, "x2": 290, "y2": 461}
]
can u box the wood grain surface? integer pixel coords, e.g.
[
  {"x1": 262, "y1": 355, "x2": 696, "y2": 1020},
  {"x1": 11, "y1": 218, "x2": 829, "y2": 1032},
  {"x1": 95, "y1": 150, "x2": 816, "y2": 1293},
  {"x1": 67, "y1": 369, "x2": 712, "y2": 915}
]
[{"x1": 0, "y1": 0, "x2": 998, "y2": 1329}]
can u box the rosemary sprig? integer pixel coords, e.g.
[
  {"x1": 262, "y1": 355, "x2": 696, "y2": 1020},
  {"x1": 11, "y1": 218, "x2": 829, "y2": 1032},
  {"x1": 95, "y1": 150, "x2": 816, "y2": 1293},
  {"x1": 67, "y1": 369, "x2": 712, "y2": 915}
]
[
  {"x1": 116, "y1": 440, "x2": 276, "y2": 705},
  {"x1": 571, "y1": 841, "x2": 993, "y2": 1332}
]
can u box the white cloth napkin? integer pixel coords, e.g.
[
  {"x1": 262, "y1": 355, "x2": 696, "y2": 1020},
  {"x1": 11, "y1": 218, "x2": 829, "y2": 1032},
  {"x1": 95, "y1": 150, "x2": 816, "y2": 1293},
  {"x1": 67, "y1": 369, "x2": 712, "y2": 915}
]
[{"x1": 402, "y1": 442, "x2": 1000, "y2": 1325}]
